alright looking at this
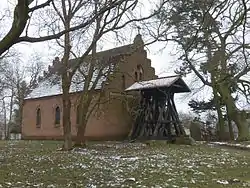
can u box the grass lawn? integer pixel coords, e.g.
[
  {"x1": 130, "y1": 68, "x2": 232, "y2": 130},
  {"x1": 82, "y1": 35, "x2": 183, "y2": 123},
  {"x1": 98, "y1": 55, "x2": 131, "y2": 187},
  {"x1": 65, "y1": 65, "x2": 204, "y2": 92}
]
[{"x1": 0, "y1": 141, "x2": 250, "y2": 188}]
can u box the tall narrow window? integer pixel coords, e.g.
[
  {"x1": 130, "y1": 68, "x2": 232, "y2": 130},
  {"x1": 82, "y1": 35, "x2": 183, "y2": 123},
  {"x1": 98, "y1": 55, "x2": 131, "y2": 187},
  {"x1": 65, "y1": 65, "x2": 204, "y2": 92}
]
[
  {"x1": 134, "y1": 65, "x2": 144, "y2": 82},
  {"x1": 135, "y1": 71, "x2": 138, "y2": 81},
  {"x1": 139, "y1": 72, "x2": 143, "y2": 81},
  {"x1": 55, "y1": 106, "x2": 60, "y2": 125},
  {"x1": 122, "y1": 75, "x2": 126, "y2": 89},
  {"x1": 76, "y1": 105, "x2": 80, "y2": 125},
  {"x1": 137, "y1": 65, "x2": 143, "y2": 81},
  {"x1": 36, "y1": 108, "x2": 41, "y2": 128}
]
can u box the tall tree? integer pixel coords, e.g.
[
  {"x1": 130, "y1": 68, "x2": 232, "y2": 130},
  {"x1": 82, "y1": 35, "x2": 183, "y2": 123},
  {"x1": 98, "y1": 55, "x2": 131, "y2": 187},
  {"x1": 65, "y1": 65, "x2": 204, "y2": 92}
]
[{"x1": 150, "y1": 0, "x2": 250, "y2": 140}]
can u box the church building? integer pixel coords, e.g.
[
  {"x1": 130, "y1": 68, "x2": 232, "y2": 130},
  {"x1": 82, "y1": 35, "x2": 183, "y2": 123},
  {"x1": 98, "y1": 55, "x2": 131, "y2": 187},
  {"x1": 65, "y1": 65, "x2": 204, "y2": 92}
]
[{"x1": 22, "y1": 35, "x2": 157, "y2": 140}]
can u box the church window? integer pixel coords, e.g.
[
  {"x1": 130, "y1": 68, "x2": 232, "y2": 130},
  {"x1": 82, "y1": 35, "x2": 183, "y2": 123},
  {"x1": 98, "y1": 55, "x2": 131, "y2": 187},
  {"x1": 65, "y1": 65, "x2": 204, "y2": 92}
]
[
  {"x1": 135, "y1": 64, "x2": 144, "y2": 81},
  {"x1": 36, "y1": 108, "x2": 41, "y2": 128},
  {"x1": 55, "y1": 106, "x2": 60, "y2": 125},
  {"x1": 122, "y1": 75, "x2": 126, "y2": 89},
  {"x1": 135, "y1": 72, "x2": 138, "y2": 81},
  {"x1": 139, "y1": 72, "x2": 143, "y2": 81}
]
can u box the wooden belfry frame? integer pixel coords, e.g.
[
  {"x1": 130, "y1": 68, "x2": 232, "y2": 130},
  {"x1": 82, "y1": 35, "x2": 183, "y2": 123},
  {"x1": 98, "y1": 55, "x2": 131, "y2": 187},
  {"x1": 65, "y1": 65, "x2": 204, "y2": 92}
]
[{"x1": 125, "y1": 75, "x2": 190, "y2": 140}]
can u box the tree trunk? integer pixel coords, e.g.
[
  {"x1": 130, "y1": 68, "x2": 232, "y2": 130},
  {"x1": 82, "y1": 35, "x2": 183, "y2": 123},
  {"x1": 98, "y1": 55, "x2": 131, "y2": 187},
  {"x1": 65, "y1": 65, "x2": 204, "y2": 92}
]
[
  {"x1": 18, "y1": 103, "x2": 23, "y2": 131},
  {"x1": 74, "y1": 99, "x2": 90, "y2": 147},
  {"x1": 3, "y1": 99, "x2": 7, "y2": 140},
  {"x1": 237, "y1": 122, "x2": 249, "y2": 141},
  {"x1": 7, "y1": 88, "x2": 15, "y2": 139},
  {"x1": 74, "y1": 10, "x2": 99, "y2": 146},
  {"x1": 62, "y1": 86, "x2": 72, "y2": 150},
  {"x1": 206, "y1": 34, "x2": 226, "y2": 141},
  {"x1": 75, "y1": 119, "x2": 87, "y2": 147},
  {"x1": 210, "y1": 73, "x2": 225, "y2": 140},
  {"x1": 214, "y1": 93, "x2": 225, "y2": 140},
  {"x1": 235, "y1": 111, "x2": 249, "y2": 141},
  {"x1": 226, "y1": 106, "x2": 234, "y2": 140},
  {"x1": 228, "y1": 120, "x2": 234, "y2": 140},
  {"x1": 61, "y1": 2, "x2": 73, "y2": 150},
  {"x1": 219, "y1": 85, "x2": 249, "y2": 141}
]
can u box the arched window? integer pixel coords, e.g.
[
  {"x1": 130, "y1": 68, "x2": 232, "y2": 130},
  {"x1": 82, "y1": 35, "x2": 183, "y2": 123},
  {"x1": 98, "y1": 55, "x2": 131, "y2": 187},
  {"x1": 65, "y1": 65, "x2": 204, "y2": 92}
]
[
  {"x1": 137, "y1": 65, "x2": 143, "y2": 81},
  {"x1": 139, "y1": 72, "x2": 143, "y2": 81},
  {"x1": 134, "y1": 65, "x2": 144, "y2": 82},
  {"x1": 76, "y1": 105, "x2": 80, "y2": 125},
  {"x1": 55, "y1": 106, "x2": 60, "y2": 125},
  {"x1": 36, "y1": 108, "x2": 41, "y2": 127}
]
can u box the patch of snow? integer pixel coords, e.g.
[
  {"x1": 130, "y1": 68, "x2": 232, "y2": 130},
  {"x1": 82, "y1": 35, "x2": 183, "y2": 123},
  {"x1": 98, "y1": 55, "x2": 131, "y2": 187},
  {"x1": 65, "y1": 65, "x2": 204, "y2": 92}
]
[
  {"x1": 86, "y1": 184, "x2": 97, "y2": 188},
  {"x1": 172, "y1": 185, "x2": 179, "y2": 188},
  {"x1": 126, "y1": 178, "x2": 136, "y2": 181},
  {"x1": 211, "y1": 142, "x2": 250, "y2": 150},
  {"x1": 121, "y1": 156, "x2": 139, "y2": 162},
  {"x1": 211, "y1": 142, "x2": 227, "y2": 145},
  {"x1": 232, "y1": 178, "x2": 240, "y2": 182},
  {"x1": 207, "y1": 164, "x2": 213, "y2": 168},
  {"x1": 194, "y1": 171, "x2": 205, "y2": 175},
  {"x1": 125, "y1": 75, "x2": 182, "y2": 91},
  {"x1": 25, "y1": 63, "x2": 114, "y2": 100},
  {"x1": 33, "y1": 183, "x2": 44, "y2": 187},
  {"x1": 191, "y1": 179, "x2": 195, "y2": 183},
  {"x1": 217, "y1": 180, "x2": 229, "y2": 185}
]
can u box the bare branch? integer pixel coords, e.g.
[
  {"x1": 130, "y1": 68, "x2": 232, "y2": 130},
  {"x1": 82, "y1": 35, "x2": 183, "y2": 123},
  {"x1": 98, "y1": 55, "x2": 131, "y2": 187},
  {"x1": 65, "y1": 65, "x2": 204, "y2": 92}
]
[{"x1": 28, "y1": 0, "x2": 53, "y2": 12}]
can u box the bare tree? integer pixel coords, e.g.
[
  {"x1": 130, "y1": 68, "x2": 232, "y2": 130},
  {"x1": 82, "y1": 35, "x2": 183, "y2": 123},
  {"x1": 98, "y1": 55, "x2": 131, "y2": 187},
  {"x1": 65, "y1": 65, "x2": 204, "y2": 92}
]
[
  {"x1": 0, "y1": 52, "x2": 44, "y2": 138},
  {"x1": 0, "y1": 0, "x2": 147, "y2": 57},
  {"x1": 0, "y1": 0, "x2": 53, "y2": 56},
  {"x1": 47, "y1": 0, "x2": 167, "y2": 150}
]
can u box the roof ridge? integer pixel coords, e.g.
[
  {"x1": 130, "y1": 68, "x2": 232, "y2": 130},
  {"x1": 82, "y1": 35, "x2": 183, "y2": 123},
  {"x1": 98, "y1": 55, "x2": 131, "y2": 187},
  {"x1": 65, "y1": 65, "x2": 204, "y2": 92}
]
[
  {"x1": 137, "y1": 75, "x2": 180, "y2": 83},
  {"x1": 156, "y1": 75, "x2": 181, "y2": 79},
  {"x1": 93, "y1": 44, "x2": 132, "y2": 54}
]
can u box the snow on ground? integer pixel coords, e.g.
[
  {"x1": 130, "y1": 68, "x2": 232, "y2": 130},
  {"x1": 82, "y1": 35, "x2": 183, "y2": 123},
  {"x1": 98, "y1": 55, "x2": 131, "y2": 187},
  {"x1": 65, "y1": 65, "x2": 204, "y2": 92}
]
[
  {"x1": 0, "y1": 141, "x2": 250, "y2": 188},
  {"x1": 210, "y1": 141, "x2": 250, "y2": 150}
]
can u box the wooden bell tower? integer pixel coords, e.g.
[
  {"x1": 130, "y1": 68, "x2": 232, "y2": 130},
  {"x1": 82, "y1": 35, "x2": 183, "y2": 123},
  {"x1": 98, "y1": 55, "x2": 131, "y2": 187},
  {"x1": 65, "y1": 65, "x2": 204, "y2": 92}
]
[{"x1": 125, "y1": 75, "x2": 190, "y2": 141}]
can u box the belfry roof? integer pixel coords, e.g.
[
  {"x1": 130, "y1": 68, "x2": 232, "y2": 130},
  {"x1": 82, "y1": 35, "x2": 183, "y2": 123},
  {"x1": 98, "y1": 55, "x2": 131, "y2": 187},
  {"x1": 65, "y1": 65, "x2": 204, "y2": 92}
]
[{"x1": 125, "y1": 75, "x2": 190, "y2": 93}]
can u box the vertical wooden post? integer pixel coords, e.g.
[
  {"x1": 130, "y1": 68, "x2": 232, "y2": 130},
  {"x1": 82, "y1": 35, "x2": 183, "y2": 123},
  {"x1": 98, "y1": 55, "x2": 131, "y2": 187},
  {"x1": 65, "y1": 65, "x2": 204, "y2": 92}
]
[{"x1": 129, "y1": 88, "x2": 185, "y2": 141}]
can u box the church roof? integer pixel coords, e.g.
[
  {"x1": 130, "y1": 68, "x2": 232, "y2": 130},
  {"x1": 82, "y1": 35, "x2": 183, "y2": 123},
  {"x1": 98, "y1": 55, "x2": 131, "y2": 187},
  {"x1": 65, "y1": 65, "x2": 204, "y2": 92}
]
[
  {"x1": 125, "y1": 75, "x2": 190, "y2": 93},
  {"x1": 25, "y1": 63, "x2": 115, "y2": 100}
]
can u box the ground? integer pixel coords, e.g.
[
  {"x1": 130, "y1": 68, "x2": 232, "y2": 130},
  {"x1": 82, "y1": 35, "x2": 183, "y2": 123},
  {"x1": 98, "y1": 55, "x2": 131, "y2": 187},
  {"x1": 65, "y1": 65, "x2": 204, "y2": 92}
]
[{"x1": 0, "y1": 141, "x2": 250, "y2": 188}]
